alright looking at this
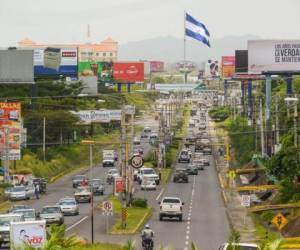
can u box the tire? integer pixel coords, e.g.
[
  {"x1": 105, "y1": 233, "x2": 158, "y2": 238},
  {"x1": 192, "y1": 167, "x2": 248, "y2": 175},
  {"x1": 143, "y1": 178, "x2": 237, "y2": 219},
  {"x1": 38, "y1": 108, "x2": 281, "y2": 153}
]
[
  {"x1": 159, "y1": 215, "x2": 163, "y2": 221},
  {"x1": 179, "y1": 215, "x2": 183, "y2": 221},
  {"x1": 72, "y1": 184, "x2": 76, "y2": 188}
]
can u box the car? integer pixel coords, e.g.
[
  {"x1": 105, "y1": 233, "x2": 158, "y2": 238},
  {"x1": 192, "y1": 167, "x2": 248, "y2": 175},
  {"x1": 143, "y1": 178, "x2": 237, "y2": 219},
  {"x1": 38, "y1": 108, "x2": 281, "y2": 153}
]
[
  {"x1": 7, "y1": 204, "x2": 31, "y2": 214},
  {"x1": 203, "y1": 147, "x2": 212, "y2": 155},
  {"x1": 218, "y1": 243, "x2": 260, "y2": 250},
  {"x1": 159, "y1": 197, "x2": 184, "y2": 221},
  {"x1": 72, "y1": 175, "x2": 88, "y2": 188},
  {"x1": 173, "y1": 168, "x2": 189, "y2": 183},
  {"x1": 58, "y1": 197, "x2": 79, "y2": 215},
  {"x1": 198, "y1": 123, "x2": 206, "y2": 130},
  {"x1": 140, "y1": 133, "x2": 148, "y2": 139},
  {"x1": 74, "y1": 187, "x2": 92, "y2": 203},
  {"x1": 39, "y1": 206, "x2": 64, "y2": 225},
  {"x1": 185, "y1": 164, "x2": 198, "y2": 175},
  {"x1": 9, "y1": 186, "x2": 34, "y2": 201},
  {"x1": 178, "y1": 150, "x2": 190, "y2": 163},
  {"x1": 200, "y1": 138, "x2": 210, "y2": 145},
  {"x1": 0, "y1": 214, "x2": 24, "y2": 247},
  {"x1": 143, "y1": 127, "x2": 152, "y2": 134},
  {"x1": 149, "y1": 133, "x2": 158, "y2": 140},
  {"x1": 11, "y1": 208, "x2": 36, "y2": 221},
  {"x1": 202, "y1": 157, "x2": 210, "y2": 166},
  {"x1": 106, "y1": 169, "x2": 120, "y2": 184},
  {"x1": 141, "y1": 177, "x2": 157, "y2": 190},
  {"x1": 133, "y1": 137, "x2": 141, "y2": 146},
  {"x1": 90, "y1": 179, "x2": 105, "y2": 195},
  {"x1": 137, "y1": 168, "x2": 160, "y2": 185}
]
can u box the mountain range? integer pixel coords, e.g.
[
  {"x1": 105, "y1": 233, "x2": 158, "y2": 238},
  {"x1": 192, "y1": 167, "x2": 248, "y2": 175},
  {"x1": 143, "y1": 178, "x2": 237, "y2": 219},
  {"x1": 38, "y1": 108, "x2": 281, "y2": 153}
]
[{"x1": 118, "y1": 35, "x2": 260, "y2": 65}]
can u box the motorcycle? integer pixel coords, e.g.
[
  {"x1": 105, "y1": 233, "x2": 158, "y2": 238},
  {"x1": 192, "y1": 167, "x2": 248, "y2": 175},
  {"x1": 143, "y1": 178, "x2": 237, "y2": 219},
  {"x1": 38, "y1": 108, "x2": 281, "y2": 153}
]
[{"x1": 142, "y1": 238, "x2": 153, "y2": 250}]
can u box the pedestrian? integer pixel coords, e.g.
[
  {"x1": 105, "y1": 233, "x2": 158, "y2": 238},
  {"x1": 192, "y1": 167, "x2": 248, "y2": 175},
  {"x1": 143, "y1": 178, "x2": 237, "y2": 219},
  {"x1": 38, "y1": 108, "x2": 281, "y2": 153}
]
[{"x1": 34, "y1": 183, "x2": 40, "y2": 199}]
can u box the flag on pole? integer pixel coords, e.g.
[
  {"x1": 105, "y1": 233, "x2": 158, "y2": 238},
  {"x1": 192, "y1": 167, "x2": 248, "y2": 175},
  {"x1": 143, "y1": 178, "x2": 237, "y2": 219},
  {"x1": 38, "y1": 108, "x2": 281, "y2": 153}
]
[{"x1": 185, "y1": 13, "x2": 210, "y2": 47}]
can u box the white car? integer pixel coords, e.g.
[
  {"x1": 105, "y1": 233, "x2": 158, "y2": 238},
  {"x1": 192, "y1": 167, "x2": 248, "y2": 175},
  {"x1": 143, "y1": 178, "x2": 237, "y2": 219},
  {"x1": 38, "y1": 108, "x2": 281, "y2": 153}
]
[
  {"x1": 159, "y1": 197, "x2": 184, "y2": 221},
  {"x1": 219, "y1": 243, "x2": 260, "y2": 250},
  {"x1": 39, "y1": 206, "x2": 64, "y2": 225},
  {"x1": 74, "y1": 187, "x2": 92, "y2": 203},
  {"x1": 9, "y1": 186, "x2": 35, "y2": 201},
  {"x1": 200, "y1": 138, "x2": 210, "y2": 145},
  {"x1": 11, "y1": 208, "x2": 36, "y2": 221},
  {"x1": 58, "y1": 197, "x2": 79, "y2": 215},
  {"x1": 137, "y1": 168, "x2": 159, "y2": 185},
  {"x1": 141, "y1": 177, "x2": 157, "y2": 190}
]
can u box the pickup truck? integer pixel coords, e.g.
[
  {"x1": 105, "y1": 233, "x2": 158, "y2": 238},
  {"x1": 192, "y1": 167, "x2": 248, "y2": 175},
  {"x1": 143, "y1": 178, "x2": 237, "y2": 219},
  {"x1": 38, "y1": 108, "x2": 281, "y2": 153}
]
[
  {"x1": 178, "y1": 149, "x2": 190, "y2": 163},
  {"x1": 102, "y1": 150, "x2": 116, "y2": 167},
  {"x1": 74, "y1": 187, "x2": 92, "y2": 203},
  {"x1": 137, "y1": 168, "x2": 160, "y2": 185},
  {"x1": 159, "y1": 197, "x2": 184, "y2": 221}
]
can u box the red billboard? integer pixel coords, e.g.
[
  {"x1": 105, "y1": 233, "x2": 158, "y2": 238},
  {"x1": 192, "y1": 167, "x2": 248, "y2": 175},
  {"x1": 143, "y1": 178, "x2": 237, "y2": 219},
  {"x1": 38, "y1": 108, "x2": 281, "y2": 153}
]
[
  {"x1": 221, "y1": 56, "x2": 235, "y2": 78},
  {"x1": 150, "y1": 61, "x2": 164, "y2": 72},
  {"x1": 113, "y1": 62, "x2": 144, "y2": 82}
]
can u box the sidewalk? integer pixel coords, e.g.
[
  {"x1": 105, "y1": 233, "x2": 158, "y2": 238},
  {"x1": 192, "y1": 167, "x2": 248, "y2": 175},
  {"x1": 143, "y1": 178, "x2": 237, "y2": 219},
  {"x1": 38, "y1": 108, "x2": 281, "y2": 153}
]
[{"x1": 209, "y1": 120, "x2": 258, "y2": 242}]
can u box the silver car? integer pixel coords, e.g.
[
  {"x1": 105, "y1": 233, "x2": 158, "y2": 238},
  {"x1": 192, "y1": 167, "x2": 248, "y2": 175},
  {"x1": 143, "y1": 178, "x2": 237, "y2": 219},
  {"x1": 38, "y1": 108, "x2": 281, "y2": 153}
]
[
  {"x1": 9, "y1": 186, "x2": 34, "y2": 201},
  {"x1": 11, "y1": 208, "x2": 36, "y2": 221},
  {"x1": 39, "y1": 206, "x2": 64, "y2": 225},
  {"x1": 58, "y1": 198, "x2": 79, "y2": 216}
]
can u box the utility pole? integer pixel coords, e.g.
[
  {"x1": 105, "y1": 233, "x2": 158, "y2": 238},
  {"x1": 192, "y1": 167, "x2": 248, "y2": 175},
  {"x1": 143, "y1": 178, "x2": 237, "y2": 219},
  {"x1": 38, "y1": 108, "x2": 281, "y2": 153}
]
[
  {"x1": 294, "y1": 102, "x2": 298, "y2": 147},
  {"x1": 89, "y1": 143, "x2": 94, "y2": 244},
  {"x1": 260, "y1": 99, "x2": 265, "y2": 157},
  {"x1": 43, "y1": 117, "x2": 46, "y2": 161},
  {"x1": 275, "y1": 98, "x2": 280, "y2": 145}
]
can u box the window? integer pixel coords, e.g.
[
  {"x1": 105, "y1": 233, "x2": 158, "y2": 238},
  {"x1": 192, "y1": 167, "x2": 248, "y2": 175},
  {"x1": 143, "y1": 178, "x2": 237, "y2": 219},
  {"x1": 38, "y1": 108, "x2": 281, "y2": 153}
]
[
  {"x1": 81, "y1": 52, "x2": 87, "y2": 56},
  {"x1": 96, "y1": 53, "x2": 99, "y2": 56},
  {"x1": 103, "y1": 52, "x2": 106, "y2": 57},
  {"x1": 110, "y1": 52, "x2": 113, "y2": 57}
]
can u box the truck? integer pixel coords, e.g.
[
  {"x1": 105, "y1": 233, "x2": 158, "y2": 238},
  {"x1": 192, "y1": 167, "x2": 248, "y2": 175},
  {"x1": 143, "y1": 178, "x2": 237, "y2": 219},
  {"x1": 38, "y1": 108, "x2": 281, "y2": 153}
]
[
  {"x1": 10, "y1": 220, "x2": 47, "y2": 249},
  {"x1": 159, "y1": 197, "x2": 184, "y2": 221},
  {"x1": 102, "y1": 150, "x2": 116, "y2": 167}
]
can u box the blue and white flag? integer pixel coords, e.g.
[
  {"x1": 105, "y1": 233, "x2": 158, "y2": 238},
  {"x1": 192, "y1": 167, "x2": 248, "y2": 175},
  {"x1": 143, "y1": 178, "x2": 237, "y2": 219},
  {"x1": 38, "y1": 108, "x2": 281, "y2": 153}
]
[{"x1": 185, "y1": 13, "x2": 210, "y2": 47}]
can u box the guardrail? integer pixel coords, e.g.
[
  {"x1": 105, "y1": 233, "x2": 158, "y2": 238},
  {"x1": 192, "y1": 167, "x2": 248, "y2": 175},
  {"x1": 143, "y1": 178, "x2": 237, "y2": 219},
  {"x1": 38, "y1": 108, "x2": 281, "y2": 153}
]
[
  {"x1": 236, "y1": 185, "x2": 279, "y2": 192},
  {"x1": 248, "y1": 203, "x2": 300, "y2": 212}
]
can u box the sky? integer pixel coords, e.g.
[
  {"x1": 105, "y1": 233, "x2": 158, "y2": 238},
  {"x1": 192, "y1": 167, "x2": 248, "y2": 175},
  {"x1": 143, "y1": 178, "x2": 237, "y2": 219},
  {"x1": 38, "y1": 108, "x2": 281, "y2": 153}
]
[{"x1": 0, "y1": 0, "x2": 300, "y2": 46}]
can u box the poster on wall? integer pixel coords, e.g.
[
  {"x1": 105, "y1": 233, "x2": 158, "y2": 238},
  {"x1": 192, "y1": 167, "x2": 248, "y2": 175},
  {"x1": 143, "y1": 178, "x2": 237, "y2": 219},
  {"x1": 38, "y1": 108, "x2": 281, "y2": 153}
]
[
  {"x1": 221, "y1": 56, "x2": 235, "y2": 78},
  {"x1": 248, "y1": 40, "x2": 300, "y2": 73}
]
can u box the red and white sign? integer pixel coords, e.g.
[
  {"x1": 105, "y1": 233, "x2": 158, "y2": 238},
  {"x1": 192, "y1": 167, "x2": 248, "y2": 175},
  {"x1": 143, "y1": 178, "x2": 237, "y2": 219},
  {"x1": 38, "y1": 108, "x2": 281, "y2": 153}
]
[
  {"x1": 102, "y1": 201, "x2": 113, "y2": 216},
  {"x1": 114, "y1": 177, "x2": 125, "y2": 194},
  {"x1": 113, "y1": 62, "x2": 144, "y2": 82},
  {"x1": 150, "y1": 61, "x2": 164, "y2": 72}
]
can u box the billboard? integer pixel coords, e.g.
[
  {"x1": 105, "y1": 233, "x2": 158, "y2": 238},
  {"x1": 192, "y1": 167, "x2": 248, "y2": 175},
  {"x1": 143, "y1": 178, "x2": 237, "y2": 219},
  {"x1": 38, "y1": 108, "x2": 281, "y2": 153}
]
[
  {"x1": 113, "y1": 62, "x2": 144, "y2": 82},
  {"x1": 204, "y1": 60, "x2": 219, "y2": 78},
  {"x1": 78, "y1": 61, "x2": 112, "y2": 80},
  {"x1": 235, "y1": 50, "x2": 248, "y2": 73},
  {"x1": 248, "y1": 40, "x2": 300, "y2": 73},
  {"x1": 0, "y1": 50, "x2": 34, "y2": 83},
  {"x1": 221, "y1": 56, "x2": 235, "y2": 78},
  {"x1": 71, "y1": 110, "x2": 122, "y2": 124},
  {"x1": 10, "y1": 220, "x2": 47, "y2": 249},
  {"x1": 34, "y1": 48, "x2": 77, "y2": 78},
  {"x1": 150, "y1": 61, "x2": 164, "y2": 72}
]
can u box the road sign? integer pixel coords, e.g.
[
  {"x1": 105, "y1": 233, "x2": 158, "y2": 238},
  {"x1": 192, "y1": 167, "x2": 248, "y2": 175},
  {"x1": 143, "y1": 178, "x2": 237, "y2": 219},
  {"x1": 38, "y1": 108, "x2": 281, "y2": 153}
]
[
  {"x1": 102, "y1": 201, "x2": 113, "y2": 216},
  {"x1": 129, "y1": 155, "x2": 144, "y2": 169},
  {"x1": 227, "y1": 170, "x2": 236, "y2": 180},
  {"x1": 114, "y1": 177, "x2": 125, "y2": 195},
  {"x1": 241, "y1": 195, "x2": 251, "y2": 207},
  {"x1": 271, "y1": 212, "x2": 288, "y2": 231}
]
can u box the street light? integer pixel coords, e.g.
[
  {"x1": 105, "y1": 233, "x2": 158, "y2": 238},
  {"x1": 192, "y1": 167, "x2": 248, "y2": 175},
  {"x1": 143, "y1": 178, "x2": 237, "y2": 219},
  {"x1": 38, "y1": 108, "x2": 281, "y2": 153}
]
[{"x1": 81, "y1": 140, "x2": 95, "y2": 244}]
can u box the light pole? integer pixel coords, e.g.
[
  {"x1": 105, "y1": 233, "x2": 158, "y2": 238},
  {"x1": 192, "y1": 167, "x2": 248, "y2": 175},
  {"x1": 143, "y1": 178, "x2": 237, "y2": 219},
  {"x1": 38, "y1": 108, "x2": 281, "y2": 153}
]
[{"x1": 81, "y1": 140, "x2": 95, "y2": 243}]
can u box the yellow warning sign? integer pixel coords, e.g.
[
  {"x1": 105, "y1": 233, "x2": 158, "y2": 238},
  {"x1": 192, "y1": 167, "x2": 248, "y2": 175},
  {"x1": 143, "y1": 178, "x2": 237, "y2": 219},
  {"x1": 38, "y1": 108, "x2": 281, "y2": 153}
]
[
  {"x1": 271, "y1": 212, "x2": 288, "y2": 231},
  {"x1": 227, "y1": 170, "x2": 236, "y2": 180}
]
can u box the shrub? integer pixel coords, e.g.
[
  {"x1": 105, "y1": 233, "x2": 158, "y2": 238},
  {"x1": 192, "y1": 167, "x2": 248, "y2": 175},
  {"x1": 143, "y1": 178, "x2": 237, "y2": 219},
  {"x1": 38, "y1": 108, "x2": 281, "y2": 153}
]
[
  {"x1": 260, "y1": 211, "x2": 276, "y2": 222},
  {"x1": 132, "y1": 198, "x2": 148, "y2": 208}
]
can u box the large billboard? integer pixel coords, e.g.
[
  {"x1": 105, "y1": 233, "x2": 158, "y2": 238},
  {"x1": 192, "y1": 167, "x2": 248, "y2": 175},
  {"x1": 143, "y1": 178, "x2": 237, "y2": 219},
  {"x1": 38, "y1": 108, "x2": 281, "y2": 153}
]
[
  {"x1": 221, "y1": 56, "x2": 235, "y2": 78},
  {"x1": 70, "y1": 110, "x2": 122, "y2": 124},
  {"x1": 150, "y1": 61, "x2": 164, "y2": 72},
  {"x1": 0, "y1": 50, "x2": 34, "y2": 83},
  {"x1": 248, "y1": 40, "x2": 300, "y2": 73},
  {"x1": 34, "y1": 48, "x2": 77, "y2": 78},
  {"x1": 113, "y1": 62, "x2": 144, "y2": 82},
  {"x1": 235, "y1": 50, "x2": 248, "y2": 73},
  {"x1": 204, "y1": 60, "x2": 219, "y2": 78}
]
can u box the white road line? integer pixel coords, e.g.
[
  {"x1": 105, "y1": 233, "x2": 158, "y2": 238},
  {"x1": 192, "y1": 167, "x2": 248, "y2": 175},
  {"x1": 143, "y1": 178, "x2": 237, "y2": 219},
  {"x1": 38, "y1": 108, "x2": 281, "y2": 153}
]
[
  {"x1": 187, "y1": 230, "x2": 190, "y2": 235},
  {"x1": 187, "y1": 221, "x2": 190, "y2": 225},
  {"x1": 186, "y1": 235, "x2": 190, "y2": 240},
  {"x1": 185, "y1": 241, "x2": 189, "y2": 245},
  {"x1": 66, "y1": 216, "x2": 89, "y2": 232},
  {"x1": 155, "y1": 188, "x2": 165, "y2": 201},
  {"x1": 187, "y1": 225, "x2": 190, "y2": 230}
]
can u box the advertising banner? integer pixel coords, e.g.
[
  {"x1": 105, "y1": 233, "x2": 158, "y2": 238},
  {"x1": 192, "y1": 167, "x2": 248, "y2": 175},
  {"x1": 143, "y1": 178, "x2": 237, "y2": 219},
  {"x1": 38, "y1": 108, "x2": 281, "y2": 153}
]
[
  {"x1": 221, "y1": 56, "x2": 235, "y2": 78},
  {"x1": 235, "y1": 50, "x2": 248, "y2": 73},
  {"x1": 79, "y1": 61, "x2": 113, "y2": 80},
  {"x1": 114, "y1": 177, "x2": 125, "y2": 194},
  {"x1": 204, "y1": 60, "x2": 219, "y2": 78},
  {"x1": 0, "y1": 50, "x2": 34, "y2": 83},
  {"x1": 34, "y1": 48, "x2": 77, "y2": 77},
  {"x1": 70, "y1": 109, "x2": 122, "y2": 124},
  {"x1": 248, "y1": 40, "x2": 300, "y2": 73},
  {"x1": 10, "y1": 221, "x2": 47, "y2": 249},
  {"x1": 0, "y1": 102, "x2": 21, "y2": 122},
  {"x1": 150, "y1": 61, "x2": 164, "y2": 72},
  {"x1": 113, "y1": 62, "x2": 144, "y2": 82}
]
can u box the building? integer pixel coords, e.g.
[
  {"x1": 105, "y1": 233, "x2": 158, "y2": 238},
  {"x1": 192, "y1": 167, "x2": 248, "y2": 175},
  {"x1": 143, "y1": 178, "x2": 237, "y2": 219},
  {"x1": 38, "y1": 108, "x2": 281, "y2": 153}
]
[{"x1": 18, "y1": 37, "x2": 118, "y2": 62}]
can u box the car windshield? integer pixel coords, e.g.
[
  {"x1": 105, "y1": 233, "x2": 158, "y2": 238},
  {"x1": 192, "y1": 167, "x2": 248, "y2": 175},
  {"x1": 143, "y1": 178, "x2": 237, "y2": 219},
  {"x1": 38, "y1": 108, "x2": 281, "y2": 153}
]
[
  {"x1": 76, "y1": 188, "x2": 89, "y2": 193},
  {"x1": 74, "y1": 175, "x2": 86, "y2": 180},
  {"x1": 176, "y1": 169, "x2": 185, "y2": 173},
  {"x1": 11, "y1": 186, "x2": 25, "y2": 192},
  {"x1": 14, "y1": 210, "x2": 35, "y2": 218},
  {"x1": 142, "y1": 169, "x2": 155, "y2": 175},
  {"x1": 60, "y1": 200, "x2": 76, "y2": 205},
  {"x1": 163, "y1": 198, "x2": 180, "y2": 203},
  {"x1": 92, "y1": 180, "x2": 101, "y2": 185},
  {"x1": 0, "y1": 216, "x2": 21, "y2": 226},
  {"x1": 42, "y1": 207, "x2": 60, "y2": 214}
]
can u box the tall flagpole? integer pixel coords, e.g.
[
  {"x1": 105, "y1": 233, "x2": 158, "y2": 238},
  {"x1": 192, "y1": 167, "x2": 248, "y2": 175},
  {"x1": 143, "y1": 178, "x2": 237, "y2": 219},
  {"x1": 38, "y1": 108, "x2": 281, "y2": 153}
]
[{"x1": 183, "y1": 10, "x2": 187, "y2": 84}]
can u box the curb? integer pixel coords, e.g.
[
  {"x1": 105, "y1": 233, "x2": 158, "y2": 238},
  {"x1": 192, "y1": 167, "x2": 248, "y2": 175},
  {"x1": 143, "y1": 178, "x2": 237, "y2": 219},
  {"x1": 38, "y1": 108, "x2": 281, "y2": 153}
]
[
  {"x1": 110, "y1": 207, "x2": 153, "y2": 235},
  {"x1": 280, "y1": 244, "x2": 300, "y2": 249}
]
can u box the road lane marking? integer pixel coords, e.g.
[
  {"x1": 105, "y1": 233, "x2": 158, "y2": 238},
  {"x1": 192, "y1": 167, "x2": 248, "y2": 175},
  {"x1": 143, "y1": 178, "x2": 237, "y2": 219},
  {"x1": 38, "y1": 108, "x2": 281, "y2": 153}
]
[
  {"x1": 155, "y1": 188, "x2": 165, "y2": 201},
  {"x1": 66, "y1": 216, "x2": 89, "y2": 232}
]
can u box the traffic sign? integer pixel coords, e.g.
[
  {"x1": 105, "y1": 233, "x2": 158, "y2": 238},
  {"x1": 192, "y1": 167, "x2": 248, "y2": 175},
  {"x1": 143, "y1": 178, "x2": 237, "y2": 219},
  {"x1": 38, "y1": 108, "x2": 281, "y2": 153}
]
[
  {"x1": 271, "y1": 212, "x2": 288, "y2": 231},
  {"x1": 129, "y1": 155, "x2": 144, "y2": 169},
  {"x1": 241, "y1": 195, "x2": 251, "y2": 207},
  {"x1": 102, "y1": 201, "x2": 113, "y2": 216},
  {"x1": 227, "y1": 170, "x2": 236, "y2": 180}
]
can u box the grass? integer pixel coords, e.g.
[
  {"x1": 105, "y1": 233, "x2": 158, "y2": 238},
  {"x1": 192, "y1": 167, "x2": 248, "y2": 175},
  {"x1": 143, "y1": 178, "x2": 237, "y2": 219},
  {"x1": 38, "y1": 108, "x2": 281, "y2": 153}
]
[
  {"x1": 72, "y1": 242, "x2": 124, "y2": 250},
  {"x1": 160, "y1": 168, "x2": 173, "y2": 184},
  {"x1": 108, "y1": 196, "x2": 152, "y2": 234},
  {"x1": 251, "y1": 214, "x2": 279, "y2": 242}
]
